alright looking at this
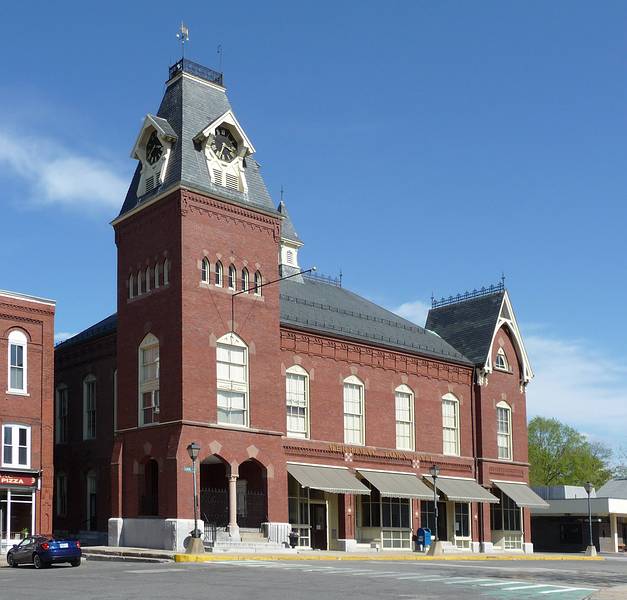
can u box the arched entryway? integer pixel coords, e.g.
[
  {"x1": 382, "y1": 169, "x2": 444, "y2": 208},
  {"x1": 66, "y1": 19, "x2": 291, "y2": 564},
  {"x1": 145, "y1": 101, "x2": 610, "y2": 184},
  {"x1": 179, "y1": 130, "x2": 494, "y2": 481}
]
[
  {"x1": 139, "y1": 458, "x2": 159, "y2": 516},
  {"x1": 200, "y1": 455, "x2": 229, "y2": 527},
  {"x1": 238, "y1": 459, "x2": 268, "y2": 529}
]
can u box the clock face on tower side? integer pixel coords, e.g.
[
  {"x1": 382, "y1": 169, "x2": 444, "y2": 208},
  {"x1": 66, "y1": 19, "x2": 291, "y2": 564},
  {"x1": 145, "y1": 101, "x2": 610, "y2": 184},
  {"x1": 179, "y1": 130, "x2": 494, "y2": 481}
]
[
  {"x1": 211, "y1": 126, "x2": 238, "y2": 162},
  {"x1": 146, "y1": 131, "x2": 163, "y2": 165}
]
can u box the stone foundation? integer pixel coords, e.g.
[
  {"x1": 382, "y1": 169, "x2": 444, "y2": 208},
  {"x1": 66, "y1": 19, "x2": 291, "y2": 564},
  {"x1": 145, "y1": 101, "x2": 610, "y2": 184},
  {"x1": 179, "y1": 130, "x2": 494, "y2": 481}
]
[{"x1": 108, "y1": 517, "x2": 202, "y2": 552}]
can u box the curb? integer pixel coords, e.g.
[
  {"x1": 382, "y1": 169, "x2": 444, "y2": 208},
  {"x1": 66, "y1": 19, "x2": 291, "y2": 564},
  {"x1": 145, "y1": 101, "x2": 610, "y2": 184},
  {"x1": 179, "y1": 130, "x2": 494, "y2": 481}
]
[{"x1": 85, "y1": 553, "x2": 172, "y2": 564}]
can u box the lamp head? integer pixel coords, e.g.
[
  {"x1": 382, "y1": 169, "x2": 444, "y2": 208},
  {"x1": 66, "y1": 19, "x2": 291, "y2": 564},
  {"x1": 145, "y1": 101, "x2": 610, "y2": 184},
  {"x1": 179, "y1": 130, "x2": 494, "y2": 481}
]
[
  {"x1": 429, "y1": 464, "x2": 440, "y2": 479},
  {"x1": 584, "y1": 481, "x2": 593, "y2": 495},
  {"x1": 187, "y1": 441, "x2": 200, "y2": 461}
]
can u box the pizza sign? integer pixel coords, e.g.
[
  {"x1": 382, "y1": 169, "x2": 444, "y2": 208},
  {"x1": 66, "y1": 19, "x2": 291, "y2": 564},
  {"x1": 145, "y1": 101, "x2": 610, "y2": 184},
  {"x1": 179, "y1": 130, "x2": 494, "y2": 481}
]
[{"x1": 0, "y1": 473, "x2": 36, "y2": 487}]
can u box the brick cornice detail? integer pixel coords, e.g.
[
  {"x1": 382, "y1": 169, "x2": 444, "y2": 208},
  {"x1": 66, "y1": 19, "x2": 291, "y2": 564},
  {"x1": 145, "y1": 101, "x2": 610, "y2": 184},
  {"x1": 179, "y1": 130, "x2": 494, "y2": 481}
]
[
  {"x1": 280, "y1": 328, "x2": 472, "y2": 383},
  {"x1": 0, "y1": 302, "x2": 51, "y2": 318}
]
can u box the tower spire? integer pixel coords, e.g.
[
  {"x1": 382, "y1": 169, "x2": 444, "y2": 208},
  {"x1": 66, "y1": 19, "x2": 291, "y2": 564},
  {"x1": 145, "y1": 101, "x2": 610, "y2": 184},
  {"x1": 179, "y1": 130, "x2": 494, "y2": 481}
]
[{"x1": 177, "y1": 22, "x2": 189, "y2": 59}]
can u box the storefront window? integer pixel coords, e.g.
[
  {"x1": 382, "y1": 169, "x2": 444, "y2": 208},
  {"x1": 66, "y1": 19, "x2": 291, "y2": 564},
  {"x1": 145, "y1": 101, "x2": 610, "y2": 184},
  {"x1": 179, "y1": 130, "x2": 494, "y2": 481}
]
[
  {"x1": 491, "y1": 488, "x2": 521, "y2": 531},
  {"x1": 360, "y1": 481, "x2": 381, "y2": 527},
  {"x1": 287, "y1": 475, "x2": 311, "y2": 547},
  {"x1": 0, "y1": 489, "x2": 34, "y2": 545},
  {"x1": 454, "y1": 502, "x2": 470, "y2": 537},
  {"x1": 381, "y1": 497, "x2": 410, "y2": 529}
]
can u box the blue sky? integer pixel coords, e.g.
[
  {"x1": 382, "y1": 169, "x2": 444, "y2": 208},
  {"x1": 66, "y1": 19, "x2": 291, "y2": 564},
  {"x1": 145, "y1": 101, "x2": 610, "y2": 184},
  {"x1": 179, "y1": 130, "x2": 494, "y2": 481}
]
[{"x1": 1, "y1": 1, "x2": 626, "y2": 453}]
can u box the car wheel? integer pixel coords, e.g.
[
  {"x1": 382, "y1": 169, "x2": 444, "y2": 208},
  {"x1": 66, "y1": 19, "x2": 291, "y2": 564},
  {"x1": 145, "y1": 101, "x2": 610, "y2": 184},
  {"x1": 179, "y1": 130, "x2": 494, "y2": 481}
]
[
  {"x1": 7, "y1": 553, "x2": 17, "y2": 568},
  {"x1": 33, "y1": 554, "x2": 48, "y2": 569},
  {"x1": 70, "y1": 558, "x2": 81, "y2": 567}
]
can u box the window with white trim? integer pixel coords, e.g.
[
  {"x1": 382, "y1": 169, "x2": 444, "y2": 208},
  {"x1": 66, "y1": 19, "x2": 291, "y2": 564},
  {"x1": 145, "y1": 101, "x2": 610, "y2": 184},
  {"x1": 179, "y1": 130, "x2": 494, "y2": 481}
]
[
  {"x1": 137, "y1": 269, "x2": 144, "y2": 295},
  {"x1": 343, "y1": 376, "x2": 364, "y2": 445},
  {"x1": 395, "y1": 385, "x2": 414, "y2": 451},
  {"x1": 2, "y1": 424, "x2": 30, "y2": 468},
  {"x1": 228, "y1": 265, "x2": 236, "y2": 290},
  {"x1": 216, "y1": 333, "x2": 248, "y2": 426},
  {"x1": 215, "y1": 261, "x2": 223, "y2": 287},
  {"x1": 56, "y1": 472, "x2": 67, "y2": 517},
  {"x1": 55, "y1": 385, "x2": 69, "y2": 444},
  {"x1": 139, "y1": 334, "x2": 160, "y2": 426},
  {"x1": 83, "y1": 375, "x2": 97, "y2": 440},
  {"x1": 442, "y1": 394, "x2": 460, "y2": 456},
  {"x1": 201, "y1": 258, "x2": 210, "y2": 283},
  {"x1": 495, "y1": 348, "x2": 509, "y2": 371},
  {"x1": 286, "y1": 365, "x2": 309, "y2": 439},
  {"x1": 497, "y1": 401, "x2": 512, "y2": 460},
  {"x1": 254, "y1": 271, "x2": 262, "y2": 296},
  {"x1": 154, "y1": 262, "x2": 161, "y2": 288},
  {"x1": 8, "y1": 330, "x2": 27, "y2": 393},
  {"x1": 241, "y1": 268, "x2": 249, "y2": 293}
]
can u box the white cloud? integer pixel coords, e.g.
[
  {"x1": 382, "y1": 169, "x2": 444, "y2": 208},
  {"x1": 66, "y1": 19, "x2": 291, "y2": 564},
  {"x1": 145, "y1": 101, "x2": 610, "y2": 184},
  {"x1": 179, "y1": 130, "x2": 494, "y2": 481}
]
[
  {"x1": 0, "y1": 130, "x2": 127, "y2": 211},
  {"x1": 54, "y1": 332, "x2": 76, "y2": 344},
  {"x1": 394, "y1": 299, "x2": 430, "y2": 327}
]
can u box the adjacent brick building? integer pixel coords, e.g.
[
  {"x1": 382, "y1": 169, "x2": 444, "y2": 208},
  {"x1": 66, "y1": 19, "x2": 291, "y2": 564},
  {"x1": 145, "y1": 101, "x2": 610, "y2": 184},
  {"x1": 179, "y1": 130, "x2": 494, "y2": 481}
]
[
  {"x1": 0, "y1": 289, "x2": 55, "y2": 550},
  {"x1": 54, "y1": 58, "x2": 546, "y2": 553}
]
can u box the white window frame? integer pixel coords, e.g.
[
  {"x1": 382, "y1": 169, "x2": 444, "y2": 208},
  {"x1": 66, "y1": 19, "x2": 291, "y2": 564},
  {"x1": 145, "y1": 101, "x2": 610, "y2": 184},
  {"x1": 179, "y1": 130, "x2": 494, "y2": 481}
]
[
  {"x1": 137, "y1": 269, "x2": 144, "y2": 295},
  {"x1": 395, "y1": 384, "x2": 414, "y2": 451},
  {"x1": 343, "y1": 375, "x2": 365, "y2": 446},
  {"x1": 241, "y1": 268, "x2": 249, "y2": 293},
  {"x1": 56, "y1": 472, "x2": 67, "y2": 517},
  {"x1": 7, "y1": 330, "x2": 28, "y2": 394},
  {"x1": 286, "y1": 365, "x2": 310, "y2": 439},
  {"x1": 2, "y1": 424, "x2": 31, "y2": 469},
  {"x1": 442, "y1": 393, "x2": 460, "y2": 456},
  {"x1": 228, "y1": 265, "x2": 236, "y2": 290},
  {"x1": 163, "y1": 258, "x2": 170, "y2": 286},
  {"x1": 215, "y1": 261, "x2": 223, "y2": 287},
  {"x1": 496, "y1": 401, "x2": 513, "y2": 461},
  {"x1": 55, "y1": 385, "x2": 69, "y2": 444},
  {"x1": 201, "y1": 258, "x2": 210, "y2": 283},
  {"x1": 254, "y1": 271, "x2": 262, "y2": 296},
  {"x1": 495, "y1": 347, "x2": 509, "y2": 371},
  {"x1": 154, "y1": 262, "x2": 161, "y2": 289},
  {"x1": 216, "y1": 333, "x2": 249, "y2": 427},
  {"x1": 139, "y1": 334, "x2": 160, "y2": 427},
  {"x1": 83, "y1": 375, "x2": 97, "y2": 440}
]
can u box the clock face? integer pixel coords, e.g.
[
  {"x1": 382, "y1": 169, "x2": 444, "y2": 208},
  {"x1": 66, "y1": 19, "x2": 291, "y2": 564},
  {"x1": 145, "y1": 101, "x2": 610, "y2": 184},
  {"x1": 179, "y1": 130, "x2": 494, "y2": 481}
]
[
  {"x1": 211, "y1": 126, "x2": 238, "y2": 162},
  {"x1": 146, "y1": 131, "x2": 163, "y2": 165}
]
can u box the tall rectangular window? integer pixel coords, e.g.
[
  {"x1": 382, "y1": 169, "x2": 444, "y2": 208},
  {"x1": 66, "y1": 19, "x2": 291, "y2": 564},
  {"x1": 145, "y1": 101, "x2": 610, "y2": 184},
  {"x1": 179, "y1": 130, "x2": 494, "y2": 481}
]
[
  {"x1": 497, "y1": 404, "x2": 512, "y2": 460},
  {"x1": 216, "y1": 336, "x2": 248, "y2": 427},
  {"x1": 442, "y1": 396, "x2": 460, "y2": 456},
  {"x1": 86, "y1": 472, "x2": 97, "y2": 531},
  {"x1": 395, "y1": 389, "x2": 414, "y2": 450},
  {"x1": 56, "y1": 473, "x2": 67, "y2": 517},
  {"x1": 55, "y1": 387, "x2": 69, "y2": 444},
  {"x1": 343, "y1": 379, "x2": 364, "y2": 445},
  {"x1": 286, "y1": 369, "x2": 309, "y2": 438},
  {"x1": 2, "y1": 425, "x2": 30, "y2": 468},
  {"x1": 8, "y1": 331, "x2": 27, "y2": 393},
  {"x1": 139, "y1": 337, "x2": 160, "y2": 426},
  {"x1": 83, "y1": 377, "x2": 97, "y2": 440}
]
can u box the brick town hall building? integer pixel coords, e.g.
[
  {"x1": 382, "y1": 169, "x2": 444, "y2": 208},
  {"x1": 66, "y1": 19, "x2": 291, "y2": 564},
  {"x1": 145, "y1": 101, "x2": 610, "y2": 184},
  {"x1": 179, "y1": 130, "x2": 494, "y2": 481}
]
[{"x1": 53, "y1": 58, "x2": 547, "y2": 553}]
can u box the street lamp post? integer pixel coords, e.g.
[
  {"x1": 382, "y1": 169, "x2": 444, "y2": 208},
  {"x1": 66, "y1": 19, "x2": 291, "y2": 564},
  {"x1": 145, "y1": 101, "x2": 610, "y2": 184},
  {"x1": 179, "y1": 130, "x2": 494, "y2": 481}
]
[
  {"x1": 428, "y1": 465, "x2": 442, "y2": 555},
  {"x1": 186, "y1": 441, "x2": 204, "y2": 554},
  {"x1": 584, "y1": 481, "x2": 597, "y2": 557}
]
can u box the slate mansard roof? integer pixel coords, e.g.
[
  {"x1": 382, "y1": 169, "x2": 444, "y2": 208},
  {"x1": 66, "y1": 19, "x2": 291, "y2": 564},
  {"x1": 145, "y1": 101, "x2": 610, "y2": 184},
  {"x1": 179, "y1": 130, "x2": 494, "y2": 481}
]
[
  {"x1": 57, "y1": 280, "x2": 470, "y2": 365},
  {"x1": 119, "y1": 60, "x2": 276, "y2": 219}
]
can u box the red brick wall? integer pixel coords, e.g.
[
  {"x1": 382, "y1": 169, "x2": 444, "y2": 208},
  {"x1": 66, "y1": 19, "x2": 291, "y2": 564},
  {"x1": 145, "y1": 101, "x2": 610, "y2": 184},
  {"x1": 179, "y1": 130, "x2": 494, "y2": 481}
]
[{"x1": 0, "y1": 293, "x2": 55, "y2": 536}]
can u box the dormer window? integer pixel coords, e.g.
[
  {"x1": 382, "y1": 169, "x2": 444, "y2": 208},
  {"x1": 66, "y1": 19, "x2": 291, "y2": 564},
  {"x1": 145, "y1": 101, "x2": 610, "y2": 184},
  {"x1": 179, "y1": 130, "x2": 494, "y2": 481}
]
[{"x1": 495, "y1": 348, "x2": 509, "y2": 371}]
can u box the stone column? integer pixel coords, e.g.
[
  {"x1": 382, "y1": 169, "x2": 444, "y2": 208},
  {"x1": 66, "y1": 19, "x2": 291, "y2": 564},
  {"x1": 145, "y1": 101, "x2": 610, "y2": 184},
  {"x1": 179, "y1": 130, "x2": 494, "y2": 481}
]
[
  {"x1": 610, "y1": 514, "x2": 619, "y2": 553},
  {"x1": 227, "y1": 474, "x2": 240, "y2": 539}
]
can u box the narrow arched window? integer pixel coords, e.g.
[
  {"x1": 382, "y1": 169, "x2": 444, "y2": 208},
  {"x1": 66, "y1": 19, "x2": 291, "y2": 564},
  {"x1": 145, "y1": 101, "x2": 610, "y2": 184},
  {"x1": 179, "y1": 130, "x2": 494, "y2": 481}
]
[
  {"x1": 137, "y1": 270, "x2": 144, "y2": 295},
  {"x1": 228, "y1": 265, "x2": 236, "y2": 290},
  {"x1": 163, "y1": 258, "x2": 170, "y2": 286},
  {"x1": 55, "y1": 385, "x2": 69, "y2": 444},
  {"x1": 8, "y1": 330, "x2": 27, "y2": 393},
  {"x1": 128, "y1": 273, "x2": 135, "y2": 299},
  {"x1": 495, "y1": 348, "x2": 509, "y2": 371},
  {"x1": 216, "y1": 333, "x2": 248, "y2": 426},
  {"x1": 145, "y1": 267, "x2": 151, "y2": 293},
  {"x1": 241, "y1": 268, "x2": 249, "y2": 293},
  {"x1": 154, "y1": 262, "x2": 161, "y2": 289},
  {"x1": 496, "y1": 401, "x2": 512, "y2": 460},
  {"x1": 254, "y1": 271, "x2": 262, "y2": 296},
  {"x1": 86, "y1": 470, "x2": 97, "y2": 531},
  {"x1": 442, "y1": 393, "x2": 460, "y2": 456},
  {"x1": 139, "y1": 334, "x2": 160, "y2": 426},
  {"x1": 83, "y1": 375, "x2": 97, "y2": 440},
  {"x1": 215, "y1": 261, "x2": 223, "y2": 287},
  {"x1": 395, "y1": 384, "x2": 414, "y2": 451},
  {"x1": 201, "y1": 258, "x2": 210, "y2": 283},
  {"x1": 286, "y1": 365, "x2": 309, "y2": 439},
  {"x1": 343, "y1": 375, "x2": 364, "y2": 445}
]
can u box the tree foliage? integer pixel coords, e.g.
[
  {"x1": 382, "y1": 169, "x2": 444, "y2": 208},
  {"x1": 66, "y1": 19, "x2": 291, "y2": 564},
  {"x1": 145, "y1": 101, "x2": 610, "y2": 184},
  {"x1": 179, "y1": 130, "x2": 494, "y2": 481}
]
[{"x1": 528, "y1": 416, "x2": 613, "y2": 488}]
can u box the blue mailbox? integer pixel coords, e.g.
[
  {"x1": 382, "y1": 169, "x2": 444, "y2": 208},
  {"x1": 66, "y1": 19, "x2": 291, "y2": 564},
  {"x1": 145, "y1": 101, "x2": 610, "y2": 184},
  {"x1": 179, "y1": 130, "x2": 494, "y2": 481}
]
[{"x1": 417, "y1": 527, "x2": 432, "y2": 551}]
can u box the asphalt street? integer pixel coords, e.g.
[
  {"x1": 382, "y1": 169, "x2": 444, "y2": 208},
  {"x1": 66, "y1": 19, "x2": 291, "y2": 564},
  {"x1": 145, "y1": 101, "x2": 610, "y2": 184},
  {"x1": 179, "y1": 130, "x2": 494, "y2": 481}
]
[{"x1": 2, "y1": 558, "x2": 627, "y2": 600}]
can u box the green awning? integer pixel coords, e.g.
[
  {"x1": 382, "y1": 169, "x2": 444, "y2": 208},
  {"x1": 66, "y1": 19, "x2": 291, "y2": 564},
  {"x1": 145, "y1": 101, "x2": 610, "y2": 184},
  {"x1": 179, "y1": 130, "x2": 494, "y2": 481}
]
[
  {"x1": 493, "y1": 481, "x2": 549, "y2": 509},
  {"x1": 358, "y1": 470, "x2": 436, "y2": 500},
  {"x1": 425, "y1": 476, "x2": 499, "y2": 503},
  {"x1": 287, "y1": 463, "x2": 370, "y2": 495}
]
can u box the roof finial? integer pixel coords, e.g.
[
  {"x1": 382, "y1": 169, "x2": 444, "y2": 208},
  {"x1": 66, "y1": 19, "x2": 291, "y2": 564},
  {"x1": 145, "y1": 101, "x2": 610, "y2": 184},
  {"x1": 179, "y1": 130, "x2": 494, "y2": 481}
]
[
  {"x1": 501, "y1": 271, "x2": 506, "y2": 288},
  {"x1": 217, "y1": 44, "x2": 223, "y2": 72},
  {"x1": 177, "y1": 22, "x2": 189, "y2": 60},
  {"x1": 280, "y1": 184, "x2": 284, "y2": 203}
]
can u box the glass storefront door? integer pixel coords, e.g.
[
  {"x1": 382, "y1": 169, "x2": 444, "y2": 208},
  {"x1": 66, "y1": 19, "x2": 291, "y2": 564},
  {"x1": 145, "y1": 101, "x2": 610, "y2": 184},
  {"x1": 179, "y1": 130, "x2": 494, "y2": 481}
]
[{"x1": 0, "y1": 489, "x2": 35, "y2": 552}]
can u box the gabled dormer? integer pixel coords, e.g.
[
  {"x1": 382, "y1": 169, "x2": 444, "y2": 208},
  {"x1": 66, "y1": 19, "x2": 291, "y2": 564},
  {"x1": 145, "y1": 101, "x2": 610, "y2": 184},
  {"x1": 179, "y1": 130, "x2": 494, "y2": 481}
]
[{"x1": 130, "y1": 115, "x2": 178, "y2": 197}]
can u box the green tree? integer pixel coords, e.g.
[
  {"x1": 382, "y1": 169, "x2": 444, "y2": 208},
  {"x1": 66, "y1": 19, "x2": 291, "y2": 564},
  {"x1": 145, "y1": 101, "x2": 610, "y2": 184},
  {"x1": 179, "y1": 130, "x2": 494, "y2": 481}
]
[{"x1": 528, "y1": 416, "x2": 613, "y2": 488}]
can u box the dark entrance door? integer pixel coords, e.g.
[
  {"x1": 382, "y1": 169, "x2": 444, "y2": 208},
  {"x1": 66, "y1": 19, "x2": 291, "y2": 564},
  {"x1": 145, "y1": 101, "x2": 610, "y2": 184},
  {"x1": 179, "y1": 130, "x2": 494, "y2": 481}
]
[
  {"x1": 437, "y1": 502, "x2": 448, "y2": 541},
  {"x1": 309, "y1": 504, "x2": 327, "y2": 550}
]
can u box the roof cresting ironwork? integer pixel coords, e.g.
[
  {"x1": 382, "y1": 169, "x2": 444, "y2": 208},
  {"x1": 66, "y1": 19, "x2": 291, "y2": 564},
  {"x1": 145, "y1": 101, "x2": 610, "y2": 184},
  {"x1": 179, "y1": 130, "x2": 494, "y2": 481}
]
[{"x1": 431, "y1": 275, "x2": 505, "y2": 309}]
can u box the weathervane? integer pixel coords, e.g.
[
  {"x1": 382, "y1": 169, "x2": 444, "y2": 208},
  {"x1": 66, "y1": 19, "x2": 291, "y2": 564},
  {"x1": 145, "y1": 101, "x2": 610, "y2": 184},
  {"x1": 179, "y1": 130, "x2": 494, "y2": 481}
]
[{"x1": 177, "y1": 22, "x2": 189, "y2": 59}]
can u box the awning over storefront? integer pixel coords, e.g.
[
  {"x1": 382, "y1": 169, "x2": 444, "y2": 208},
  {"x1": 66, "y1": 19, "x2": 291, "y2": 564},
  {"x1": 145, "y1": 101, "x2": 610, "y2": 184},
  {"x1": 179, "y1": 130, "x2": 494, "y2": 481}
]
[
  {"x1": 358, "y1": 470, "x2": 436, "y2": 500},
  {"x1": 425, "y1": 476, "x2": 499, "y2": 503},
  {"x1": 287, "y1": 463, "x2": 370, "y2": 495},
  {"x1": 493, "y1": 481, "x2": 549, "y2": 509}
]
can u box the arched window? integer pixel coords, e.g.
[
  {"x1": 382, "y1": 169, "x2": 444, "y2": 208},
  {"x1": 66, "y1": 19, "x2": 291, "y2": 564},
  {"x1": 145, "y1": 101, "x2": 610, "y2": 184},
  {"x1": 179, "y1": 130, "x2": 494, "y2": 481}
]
[
  {"x1": 228, "y1": 265, "x2": 236, "y2": 290},
  {"x1": 241, "y1": 268, "x2": 249, "y2": 293},
  {"x1": 137, "y1": 270, "x2": 144, "y2": 295},
  {"x1": 7, "y1": 330, "x2": 27, "y2": 393},
  {"x1": 83, "y1": 375, "x2": 97, "y2": 440},
  {"x1": 286, "y1": 365, "x2": 309, "y2": 439},
  {"x1": 55, "y1": 385, "x2": 69, "y2": 444},
  {"x1": 128, "y1": 273, "x2": 135, "y2": 299},
  {"x1": 139, "y1": 334, "x2": 160, "y2": 426},
  {"x1": 215, "y1": 261, "x2": 223, "y2": 287},
  {"x1": 154, "y1": 262, "x2": 161, "y2": 289},
  {"x1": 442, "y1": 393, "x2": 460, "y2": 456},
  {"x1": 495, "y1": 348, "x2": 509, "y2": 371},
  {"x1": 496, "y1": 401, "x2": 512, "y2": 460},
  {"x1": 254, "y1": 271, "x2": 262, "y2": 296},
  {"x1": 201, "y1": 258, "x2": 210, "y2": 283},
  {"x1": 145, "y1": 267, "x2": 151, "y2": 293},
  {"x1": 216, "y1": 333, "x2": 248, "y2": 426},
  {"x1": 163, "y1": 258, "x2": 170, "y2": 286},
  {"x1": 395, "y1": 384, "x2": 414, "y2": 451},
  {"x1": 343, "y1": 375, "x2": 364, "y2": 445}
]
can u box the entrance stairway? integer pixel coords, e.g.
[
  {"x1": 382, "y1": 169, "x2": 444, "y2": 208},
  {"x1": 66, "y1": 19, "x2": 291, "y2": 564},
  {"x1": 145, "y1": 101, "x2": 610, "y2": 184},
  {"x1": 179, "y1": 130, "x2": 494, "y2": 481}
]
[{"x1": 204, "y1": 527, "x2": 295, "y2": 554}]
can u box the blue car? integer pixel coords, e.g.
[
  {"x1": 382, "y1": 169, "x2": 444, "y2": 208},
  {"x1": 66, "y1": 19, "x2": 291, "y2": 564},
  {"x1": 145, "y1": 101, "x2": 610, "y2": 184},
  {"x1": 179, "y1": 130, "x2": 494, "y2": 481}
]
[{"x1": 7, "y1": 535, "x2": 81, "y2": 568}]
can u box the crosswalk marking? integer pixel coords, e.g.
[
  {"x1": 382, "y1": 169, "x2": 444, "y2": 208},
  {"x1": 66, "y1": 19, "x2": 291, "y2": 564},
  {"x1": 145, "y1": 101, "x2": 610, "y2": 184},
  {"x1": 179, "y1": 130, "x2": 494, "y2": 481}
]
[
  {"x1": 538, "y1": 588, "x2": 597, "y2": 595},
  {"x1": 503, "y1": 584, "x2": 552, "y2": 591},
  {"x1": 479, "y1": 580, "x2": 525, "y2": 587}
]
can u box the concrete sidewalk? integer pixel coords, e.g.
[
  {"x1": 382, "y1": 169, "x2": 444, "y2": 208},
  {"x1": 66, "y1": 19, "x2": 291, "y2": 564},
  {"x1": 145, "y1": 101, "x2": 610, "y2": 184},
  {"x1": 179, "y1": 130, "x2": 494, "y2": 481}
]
[{"x1": 587, "y1": 585, "x2": 627, "y2": 599}]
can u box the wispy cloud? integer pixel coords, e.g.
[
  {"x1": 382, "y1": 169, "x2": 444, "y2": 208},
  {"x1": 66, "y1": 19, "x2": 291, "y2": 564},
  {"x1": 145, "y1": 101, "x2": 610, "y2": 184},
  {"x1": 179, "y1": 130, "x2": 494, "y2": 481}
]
[
  {"x1": 54, "y1": 332, "x2": 76, "y2": 344},
  {"x1": 0, "y1": 130, "x2": 127, "y2": 211},
  {"x1": 394, "y1": 299, "x2": 430, "y2": 327}
]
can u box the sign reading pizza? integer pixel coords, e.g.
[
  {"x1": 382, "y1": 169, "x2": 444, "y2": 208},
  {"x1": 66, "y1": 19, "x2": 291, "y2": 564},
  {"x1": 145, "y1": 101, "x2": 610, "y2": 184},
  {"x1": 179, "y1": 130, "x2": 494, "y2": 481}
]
[{"x1": 0, "y1": 473, "x2": 37, "y2": 487}]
